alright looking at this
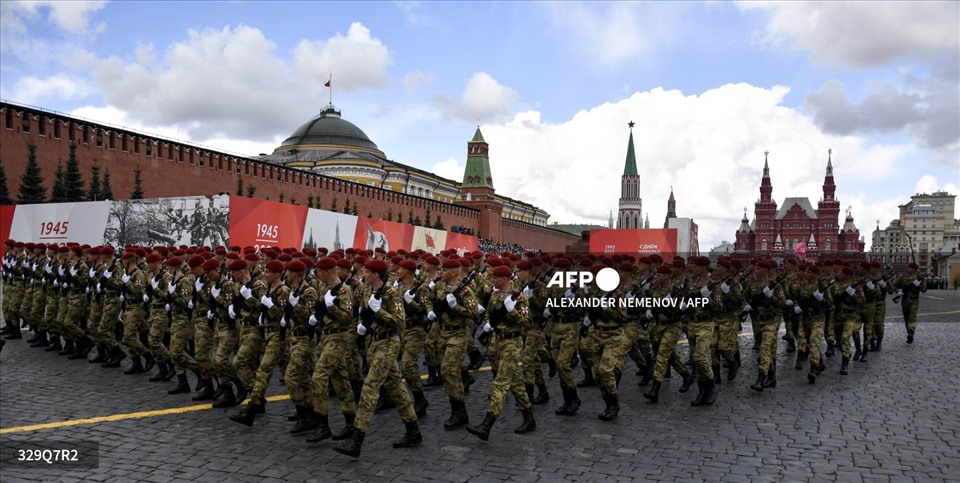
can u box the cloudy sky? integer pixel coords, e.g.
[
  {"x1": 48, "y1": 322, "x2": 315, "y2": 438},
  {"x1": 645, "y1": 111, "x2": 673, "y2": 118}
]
[{"x1": 2, "y1": 1, "x2": 957, "y2": 249}]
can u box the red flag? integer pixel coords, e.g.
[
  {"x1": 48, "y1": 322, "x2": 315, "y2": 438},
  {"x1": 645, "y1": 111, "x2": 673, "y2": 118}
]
[
  {"x1": 425, "y1": 233, "x2": 435, "y2": 249},
  {"x1": 324, "y1": 75, "x2": 331, "y2": 88},
  {"x1": 795, "y1": 241, "x2": 806, "y2": 260}
]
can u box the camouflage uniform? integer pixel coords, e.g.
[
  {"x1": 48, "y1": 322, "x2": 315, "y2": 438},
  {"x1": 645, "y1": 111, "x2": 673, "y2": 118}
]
[
  {"x1": 743, "y1": 279, "x2": 785, "y2": 375},
  {"x1": 212, "y1": 277, "x2": 240, "y2": 381},
  {"x1": 168, "y1": 271, "x2": 198, "y2": 376},
  {"x1": 683, "y1": 278, "x2": 723, "y2": 384},
  {"x1": 283, "y1": 279, "x2": 318, "y2": 410},
  {"x1": 311, "y1": 282, "x2": 358, "y2": 418},
  {"x1": 62, "y1": 258, "x2": 91, "y2": 344},
  {"x1": 871, "y1": 277, "x2": 894, "y2": 345},
  {"x1": 434, "y1": 281, "x2": 480, "y2": 403},
  {"x1": 796, "y1": 279, "x2": 832, "y2": 374},
  {"x1": 146, "y1": 270, "x2": 172, "y2": 366},
  {"x1": 121, "y1": 266, "x2": 150, "y2": 358},
  {"x1": 712, "y1": 278, "x2": 744, "y2": 371},
  {"x1": 549, "y1": 284, "x2": 585, "y2": 400},
  {"x1": 894, "y1": 275, "x2": 927, "y2": 337},
  {"x1": 96, "y1": 261, "x2": 124, "y2": 351},
  {"x1": 398, "y1": 278, "x2": 430, "y2": 393},
  {"x1": 585, "y1": 287, "x2": 628, "y2": 399},
  {"x1": 833, "y1": 281, "x2": 865, "y2": 367},
  {"x1": 484, "y1": 291, "x2": 533, "y2": 417},
  {"x1": 192, "y1": 275, "x2": 216, "y2": 380},
  {"x1": 85, "y1": 262, "x2": 106, "y2": 349},
  {"x1": 231, "y1": 279, "x2": 266, "y2": 390},
  {"x1": 248, "y1": 281, "x2": 290, "y2": 406}
]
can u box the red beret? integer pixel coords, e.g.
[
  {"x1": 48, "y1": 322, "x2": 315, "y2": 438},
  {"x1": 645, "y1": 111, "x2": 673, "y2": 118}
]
[
  {"x1": 620, "y1": 263, "x2": 635, "y2": 272},
  {"x1": 345, "y1": 248, "x2": 356, "y2": 255},
  {"x1": 870, "y1": 260, "x2": 881, "y2": 268},
  {"x1": 244, "y1": 253, "x2": 261, "y2": 262},
  {"x1": 285, "y1": 260, "x2": 307, "y2": 273},
  {"x1": 375, "y1": 247, "x2": 386, "y2": 254},
  {"x1": 165, "y1": 257, "x2": 184, "y2": 267},
  {"x1": 315, "y1": 257, "x2": 337, "y2": 270},
  {"x1": 89, "y1": 246, "x2": 101, "y2": 255},
  {"x1": 243, "y1": 246, "x2": 256, "y2": 254},
  {"x1": 185, "y1": 248, "x2": 196, "y2": 255},
  {"x1": 201, "y1": 252, "x2": 214, "y2": 260},
  {"x1": 487, "y1": 257, "x2": 504, "y2": 267},
  {"x1": 442, "y1": 259, "x2": 462, "y2": 269},
  {"x1": 908, "y1": 262, "x2": 919, "y2": 270},
  {"x1": 589, "y1": 265, "x2": 604, "y2": 274},
  {"x1": 187, "y1": 255, "x2": 205, "y2": 268},
  {"x1": 656, "y1": 265, "x2": 673, "y2": 275},
  {"x1": 57, "y1": 245, "x2": 69, "y2": 253},
  {"x1": 201, "y1": 259, "x2": 220, "y2": 271},
  {"x1": 407, "y1": 252, "x2": 421, "y2": 260},
  {"x1": 146, "y1": 253, "x2": 163, "y2": 263},
  {"x1": 122, "y1": 251, "x2": 137, "y2": 259},
  {"x1": 553, "y1": 258, "x2": 572, "y2": 269},
  {"x1": 317, "y1": 247, "x2": 329, "y2": 254},
  {"x1": 600, "y1": 256, "x2": 615, "y2": 266},
  {"x1": 424, "y1": 256, "x2": 441, "y2": 266},
  {"x1": 228, "y1": 259, "x2": 248, "y2": 271},
  {"x1": 399, "y1": 260, "x2": 417, "y2": 271},
  {"x1": 731, "y1": 259, "x2": 743, "y2": 269},
  {"x1": 859, "y1": 261, "x2": 872, "y2": 270},
  {"x1": 531, "y1": 258, "x2": 543, "y2": 267},
  {"x1": 155, "y1": 246, "x2": 169, "y2": 256},
  {"x1": 226, "y1": 252, "x2": 240, "y2": 260},
  {"x1": 672, "y1": 259, "x2": 685, "y2": 269},
  {"x1": 229, "y1": 245, "x2": 241, "y2": 252},
  {"x1": 649, "y1": 254, "x2": 663, "y2": 264},
  {"x1": 506, "y1": 254, "x2": 520, "y2": 262},
  {"x1": 841, "y1": 267, "x2": 855, "y2": 276},
  {"x1": 491, "y1": 266, "x2": 513, "y2": 278},
  {"x1": 822, "y1": 260, "x2": 834, "y2": 267},
  {"x1": 390, "y1": 256, "x2": 403, "y2": 265},
  {"x1": 3, "y1": 239, "x2": 14, "y2": 247},
  {"x1": 637, "y1": 256, "x2": 652, "y2": 265},
  {"x1": 694, "y1": 256, "x2": 710, "y2": 267},
  {"x1": 100, "y1": 246, "x2": 116, "y2": 255},
  {"x1": 280, "y1": 247, "x2": 293, "y2": 255},
  {"x1": 336, "y1": 258, "x2": 353, "y2": 269},
  {"x1": 354, "y1": 255, "x2": 367, "y2": 265},
  {"x1": 365, "y1": 259, "x2": 388, "y2": 273},
  {"x1": 302, "y1": 248, "x2": 317, "y2": 257},
  {"x1": 291, "y1": 251, "x2": 303, "y2": 258},
  {"x1": 261, "y1": 248, "x2": 277, "y2": 258},
  {"x1": 70, "y1": 245, "x2": 83, "y2": 254},
  {"x1": 806, "y1": 265, "x2": 821, "y2": 274},
  {"x1": 717, "y1": 258, "x2": 732, "y2": 268},
  {"x1": 472, "y1": 252, "x2": 483, "y2": 260},
  {"x1": 612, "y1": 255, "x2": 623, "y2": 263},
  {"x1": 278, "y1": 253, "x2": 293, "y2": 262},
  {"x1": 448, "y1": 253, "x2": 460, "y2": 260},
  {"x1": 329, "y1": 252, "x2": 343, "y2": 260},
  {"x1": 173, "y1": 249, "x2": 187, "y2": 257},
  {"x1": 215, "y1": 246, "x2": 227, "y2": 255},
  {"x1": 265, "y1": 260, "x2": 285, "y2": 273},
  {"x1": 516, "y1": 260, "x2": 533, "y2": 271},
  {"x1": 459, "y1": 258, "x2": 472, "y2": 267},
  {"x1": 578, "y1": 257, "x2": 592, "y2": 266}
]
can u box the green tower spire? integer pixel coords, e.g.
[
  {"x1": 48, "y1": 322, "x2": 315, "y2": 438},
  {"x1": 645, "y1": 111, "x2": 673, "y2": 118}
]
[
  {"x1": 462, "y1": 126, "x2": 494, "y2": 188},
  {"x1": 623, "y1": 124, "x2": 638, "y2": 176}
]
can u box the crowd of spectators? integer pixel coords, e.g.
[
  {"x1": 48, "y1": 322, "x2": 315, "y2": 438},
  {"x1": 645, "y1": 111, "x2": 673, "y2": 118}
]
[
  {"x1": 451, "y1": 226, "x2": 475, "y2": 236},
  {"x1": 478, "y1": 238, "x2": 539, "y2": 256}
]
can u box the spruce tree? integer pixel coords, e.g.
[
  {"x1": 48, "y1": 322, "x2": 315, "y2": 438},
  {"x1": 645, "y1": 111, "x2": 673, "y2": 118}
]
[
  {"x1": 51, "y1": 161, "x2": 67, "y2": 203},
  {"x1": 17, "y1": 143, "x2": 47, "y2": 204},
  {"x1": 307, "y1": 194, "x2": 314, "y2": 208},
  {"x1": 237, "y1": 178, "x2": 244, "y2": 196},
  {"x1": 88, "y1": 164, "x2": 102, "y2": 201},
  {"x1": 352, "y1": 206, "x2": 358, "y2": 216},
  {"x1": 130, "y1": 165, "x2": 145, "y2": 199},
  {"x1": 343, "y1": 199, "x2": 350, "y2": 214},
  {"x1": 397, "y1": 212, "x2": 402, "y2": 223},
  {"x1": 331, "y1": 198, "x2": 338, "y2": 211},
  {"x1": 425, "y1": 209, "x2": 432, "y2": 227},
  {"x1": 387, "y1": 209, "x2": 393, "y2": 221},
  {"x1": 289, "y1": 196, "x2": 296, "y2": 205},
  {"x1": 63, "y1": 141, "x2": 85, "y2": 201},
  {"x1": 101, "y1": 168, "x2": 114, "y2": 200},
  {"x1": 278, "y1": 193, "x2": 285, "y2": 203},
  {"x1": 434, "y1": 216, "x2": 444, "y2": 230},
  {"x1": 408, "y1": 210, "x2": 415, "y2": 225},
  {"x1": 0, "y1": 164, "x2": 12, "y2": 205},
  {"x1": 246, "y1": 185, "x2": 256, "y2": 197}
]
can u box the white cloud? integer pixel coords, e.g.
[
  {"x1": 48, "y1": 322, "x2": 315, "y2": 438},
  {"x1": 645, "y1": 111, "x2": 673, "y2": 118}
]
[
  {"x1": 8, "y1": 74, "x2": 86, "y2": 104},
  {"x1": 915, "y1": 175, "x2": 960, "y2": 197},
  {"x1": 475, "y1": 83, "x2": 921, "y2": 249},
  {"x1": 738, "y1": 2, "x2": 960, "y2": 67},
  {"x1": 293, "y1": 22, "x2": 392, "y2": 92},
  {"x1": 1, "y1": 1, "x2": 106, "y2": 37},
  {"x1": 435, "y1": 72, "x2": 518, "y2": 123},
  {"x1": 403, "y1": 70, "x2": 435, "y2": 93},
  {"x1": 394, "y1": 1, "x2": 446, "y2": 30},
  {"x1": 431, "y1": 157, "x2": 465, "y2": 182}
]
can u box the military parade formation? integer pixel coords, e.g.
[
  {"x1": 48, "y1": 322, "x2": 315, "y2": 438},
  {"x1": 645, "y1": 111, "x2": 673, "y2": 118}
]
[{"x1": 0, "y1": 239, "x2": 931, "y2": 459}]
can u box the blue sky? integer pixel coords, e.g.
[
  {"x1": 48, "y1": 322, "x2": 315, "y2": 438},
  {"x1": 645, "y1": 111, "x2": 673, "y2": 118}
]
[{"x1": 1, "y1": 1, "x2": 957, "y2": 249}]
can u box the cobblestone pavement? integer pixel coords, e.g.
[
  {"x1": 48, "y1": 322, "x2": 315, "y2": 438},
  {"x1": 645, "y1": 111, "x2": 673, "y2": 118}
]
[{"x1": 1, "y1": 292, "x2": 958, "y2": 482}]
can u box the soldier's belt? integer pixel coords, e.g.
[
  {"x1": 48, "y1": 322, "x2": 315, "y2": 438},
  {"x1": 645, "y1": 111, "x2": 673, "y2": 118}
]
[
  {"x1": 292, "y1": 328, "x2": 313, "y2": 337},
  {"x1": 595, "y1": 325, "x2": 623, "y2": 332},
  {"x1": 263, "y1": 326, "x2": 282, "y2": 333},
  {"x1": 151, "y1": 303, "x2": 166, "y2": 309},
  {"x1": 370, "y1": 330, "x2": 398, "y2": 341},
  {"x1": 495, "y1": 331, "x2": 522, "y2": 340},
  {"x1": 404, "y1": 319, "x2": 423, "y2": 330},
  {"x1": 440, "y1": 323, "x2": 464, "y2": 331},
  {"x1": 320, "y1": 327, "x2": 350, "y2": 336},
  {"x1": 242, "y1": 320, "x2": 260, "y2": 327}
]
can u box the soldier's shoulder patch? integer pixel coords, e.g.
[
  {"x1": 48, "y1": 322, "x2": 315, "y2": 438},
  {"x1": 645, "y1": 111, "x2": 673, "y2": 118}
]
[
  {"x1": 385, "y1": 288, "x2": 395, "y2": 296},
  {"x1": 338, "y1": 286, "x2": 348, "y2": 295}
]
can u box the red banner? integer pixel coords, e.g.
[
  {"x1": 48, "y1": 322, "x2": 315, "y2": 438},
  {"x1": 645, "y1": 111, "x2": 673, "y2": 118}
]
[
  {"x1": 0, "y1": 205, "x2": 14, "y2": 257},
  {"x1": 444, "y1": 232, "x2": 479, "y2": 253},
  {"x1": 588, "y1": 229, "x2": 677, "y2": 255},
  {"x1": 352, "y1": 219, "x2": 412, "y2": 253},
  {"x1": 228, "y1": 196, "x2": 308, "y2": 250}
]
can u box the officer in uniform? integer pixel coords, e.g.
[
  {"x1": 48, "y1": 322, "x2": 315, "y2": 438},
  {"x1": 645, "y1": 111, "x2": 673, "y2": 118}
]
[
  {"x1": 744, "y1": 260, "x2": 786, "y2": 392},
  {"x1": 334, "y1": 259, "x2": 421, "y2": 458},
  {"x1": 166, "y1": 255, "x2": 201, "y2": 394},
  {"x1": 120, "y1": 250, "x2": 155, "y2": 374},
  {"x1": 283, "y1": 259, "x2": 321, "y2": 434},
  {"x1": 143, "y1": 253, "x2": 173, "y2": 379},
  {"x1": 893, "y1": 262, "x2": 926, "y2": 344},
  {"x1": 397, "y1": 259, "x2": 431, "y2": 417},
  {"x1": 432, "y1": 258, "x2": 480, "y2": 430},
  {"x1": 832, "y1": 266, "x2": 864, "y2": 375}
]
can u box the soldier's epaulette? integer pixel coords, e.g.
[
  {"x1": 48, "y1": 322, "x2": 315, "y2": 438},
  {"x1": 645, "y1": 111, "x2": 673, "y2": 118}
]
[
  {"x1": 338, "y1": 286, "x2": 348, "y2": 295},
  {"x1": 515, "y1": 292, "x2": 524, "y2": 301},
  {"x1": 385, "y1": 288, "x2": 395, "y2": 296}
]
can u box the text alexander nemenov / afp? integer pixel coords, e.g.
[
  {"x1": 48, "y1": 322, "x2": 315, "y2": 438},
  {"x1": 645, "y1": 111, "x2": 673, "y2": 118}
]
[{"x1": 545, "y1": 297, "x2": 711, "y2": 309}]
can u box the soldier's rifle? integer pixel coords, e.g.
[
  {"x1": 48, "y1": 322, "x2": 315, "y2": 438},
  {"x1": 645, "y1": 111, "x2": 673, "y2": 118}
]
[
  {"x1": 313, "y1": 267, "x2": 355, "y2": 324},
  {"x1": 357, "y1": 271, "x2": 390, "y2": 349},
  {"x1": 738, "y1": 271, "x2": 789, "y2": 322},
  {"x1": 431, "y1": 265, "x2": 482, "y2": 317}
]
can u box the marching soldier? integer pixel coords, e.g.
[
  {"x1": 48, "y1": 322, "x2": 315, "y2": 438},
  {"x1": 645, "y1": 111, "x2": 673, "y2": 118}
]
[
  {"x1": 547, "y1": 258, "x2": 586, "y2": 415},
  {"x1": 794, "y1": 264, "x2": 830, "y2": 383},
  {"x1": 832, "y1": 266, "x2": 865, "y2": 375},
  {"x1": 421, "y1": 256, "x2": 444, "y2": 388},
  {"x1": 583, "y1": 264, "x2": 629, "y2": 421},
  {"x1": 710, "y1": 258, "x2": 744, "y2": 382},
  {"x1": 191, "y1": 258, "x2": 222, "y2": 400},
  {"x1": 97, "y1": 246, "x2": 127, "y2": 368},
  {"x1": 210, "y1": 258, "x2": 250, "y2": 407},
  {"x1": 684, "y1": 256, "x2": 723, "y2": 406},
  {"x1": 643, "y1": 265, "x2": 695, "y2": 403},
  {"x1": 62, "y1": 245, "x2": 95, "y2": 358},
  {"x1": 433, "y1": 258, "x2": 480, "y2": 430},
  {"x1": 119, "y1": 250, "x2": 155, "y2": 374},
  {"x1": 868, "y1": 261, "x2": 893, "y2": 350},
  {"x1": 744, "y1": 260, "x2": 786, "y2": 392},
  {"x1": 516, "y1": 260, "x2": 551, "y2": 405},
  {"x1": 283, "y1": 259, "x2": 320, "y2": 434},
  {"x1": 225, "y1": 255, "x2": 266, "y2": 406},
  {"x1": 893, "y1": 262, "x2": 927, "y2": 344},
  {"x1": 143, "y1": 253, "x2": 174, "y2": 379},
  {"x1": 166, "y1": 255, "x2": 201, "y2": 394},
  {"x1": 397, "y1": 259, "x2": 431, "y2": 417}
]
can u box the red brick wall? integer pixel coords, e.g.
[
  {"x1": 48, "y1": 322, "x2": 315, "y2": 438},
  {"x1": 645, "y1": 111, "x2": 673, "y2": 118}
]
[{"x1": 0, "y1": 104, "x2": 576, "y2": 252}]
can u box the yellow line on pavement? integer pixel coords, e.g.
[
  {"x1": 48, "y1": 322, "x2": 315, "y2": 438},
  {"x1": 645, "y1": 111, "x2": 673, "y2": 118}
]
[{"x1": 1, "y1": 330, "x2": 777, "y2": 435}]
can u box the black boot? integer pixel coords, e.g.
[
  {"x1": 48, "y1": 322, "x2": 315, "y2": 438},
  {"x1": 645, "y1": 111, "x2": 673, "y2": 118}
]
[
  {"x1": 413, "y1": 390, "x2": 429, "y2": 417},
  {"x1": 287, "y1": 407, "x2": 302, "y2": 422},
  {"x1": 70, "y1": 337, "x2": 94, "y2": 359},
  {"x1": 210, "y1": 378, "x2": 225, "y2": 401},
  {"x1": 123, "y1": 356, "x2": 145, "y2": 375},
  {"x1": 859, "y1": 348, "x2": 867, "y2": 363},
  {"x1": 875, "y1": 337, "x2": 882, "y2": 351},
  {"x1": 467, "y1": 349, "x2": 483, "y2": 371},
  {"x1": 423, "y1": 366, "x2": 442, "y2": 387},
  {"x1": 233, "y1": 379, "x2": 249, "y2": 406},
  {"x1": 306, "y1": 414, "x2": 332, "y2": 442},
  {"x1": 638, "y1": 364, "x2": 653, "y2": 386},
  {"x1": 102, "y1": 346, "x2": 127, "y2": 368},
  {"x1": 727, "y1": 355, "x2": 740, "y2": 381},
  {"x1": 192, "y1": 369, "x2": 204, "y2": 391},
  {"x1": 762, "y1": 362, "x2": 777, "y2": 388},
  {"x1": 375, "y1": 386, "x2": 397, "y2": 412},
  {"x1": 825, "y1": 342, "x2": 835, "y2": 358},
  {"x1": 332, "y1": 430, "x2": 365, "y2": 459},
  {"x1": 679, "y1": 372, "x2": 695, "y2": 393},
  {"x1": 514, "y1": 408, "x2": 536, "y2": 433},
  {"x1": 577, "y1": 365, "x2": 597, "y2": 387},
  {"x1": 691, "y1": 381, "x2": 707, "y2": 406},
  {"x1": 808, "y1": 362, "x2": 818, "y2": 384},
  {"x1": 598, "y1": 394, "x2": 620, "y2": 421},
  {"x1": 58, "y1": 339, "x2": 75, "y2": 355},
  {"x1": 786, "y1": 339, "x2": 797, "y2": 353},
  {"x1": 869, "y1": 338, "x2": 878, "y2": 352},
  {"x1": 228, "y1": 400, "x2": 263, "y2": 427},
  {"x1": 3, "y1": 326, "x2": 23, "y2": 339},
  {"x1": 750, "y1": 372, "x2": 766, "y2": 392},
  {"x1": 168, "y1": 373, "x2": 190, "y2": 394},
  {"x1": 554, "y1": 389, "x2": 572, "y2": 416},
  {"x1": 840, "y1": 356, "x2": 850, "y2": 375},
  {"x1": 643, "y1": 381, "x2": 662, "y2": 403},
  {"x1": 795, "y1": 352, "x2": 804, "y2": 370},
  {"x1": 525, "y1": 383, "x2": 536, "y2": 403},
  {"x1": 87, "y1": 344, "x2": 106, "y2": 363},
  {"x1": 853, "y1": 337, "x2": 862, "y2": 362},
  {"x1": 907, "y1": 331, "x2": 914, "y2": 344},
  {"x1": 546, "y1": 356, "x2": 558, "y2": 378},
  {"x1": 443, "y1": 399, "x2": 469, "y2": 430},
  {"x1": 28, "y1": 330, "x2": 47, "y2": 346},
  {"x1": 291, "y1": 406, "x2": 321, "y2": 434},
  {"x1": 212, "y1": 384, "x2": 237, "y2": 408},
  {"x1": 712, "y1": 364, "x2": 722, "y2": 385},
  {"x1": 467, "y1": 412, "x2": 497, "y2": 441},
  {"x1": 461, "y1": 368, "x2": 474, "y2": 394},
  {"x1": 192, "y1": 378, "x2": 216, "y2": 401},
  {"x1": 533, "y1": 383, "x2": 550, "y2": 405},
  {"x1": 393, "y1": 420, "x2": 423, "y2": 448},
  {"x1": 332, "y1": 413, "x2": 356, "y2": 440},
  {"x1": 45, "y1": 337, "x2": 63, "y2": 352},
  {"x1": 703, "y1": 379, "x2": 718, "y2": 405},
  {"x1": 142, "y1": 353, "x2": 156, "y2": 373},
  {"x1": 149, "y1": 362, "x2": 169, "y2": 382}
]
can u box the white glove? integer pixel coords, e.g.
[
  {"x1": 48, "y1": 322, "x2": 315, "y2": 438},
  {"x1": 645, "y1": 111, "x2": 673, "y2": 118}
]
[
  {"x1": 150, "y1": 277, "x2": 160, "y2": 290},
  {"x1": 165, "y1": 303, "x2": 170, "y2": 312},
  {"x1": 104, "y1": 269, "x2": 113, "y2": 278},
  {"x1": 227, "y1": 304, "x2": 237, "y2": 319},
  {"x1": 194, "y1": 279, "x2": 203, "y2": 291},
  {"x1": 403, "y1": 290, "x2": 415, "y2": 304},
  {"x1": 86, "y1": 287, "x2": 91, "y2": 294},
  {"x1": 504, "y1": 296, "x2": 517, "y2": 312},
  {"x1": 143, "y1": 294, "x2": 150, "y2": 303},
  {"x1": 44, "y1": 264, "x2": 52, "y2": 274},
  {"x1": 483, "y1": 322, "x2": 494, "y2": 333},
  {"x1": 913, "y1": 280, "x2": 921, "y2": 287},
  {"x1": 288, "y1": 293, "x2": 299, "y2": 307},
  {"x1": 879, "y1": 280, "x2": 887, "y2": 288},
  {"x1": 367, "y1": 294, "x2": 382, "y2": 313},
  {"x1": 794, "y1": 306, "x2": 802, "y2": 315},
  {"x1": 119, "y1": 293, "x2": 125, "y2": 302},
  {"x1": 446, "y1": 293, "x2": 458, "y2": 308},
  {"x1": 324, "y1": 290, "x2": 336, "y2": 308},
  {"x1": 68, "y1": 266, "x2": 77, "y2": 277},
  {"x1": 240, "y1": 285, "x2": 252, "y2": 299},
  {"x1": 700, "y1": 286, "x2": 711, "y2": 298},
  {"x1": 625, "y1": 292, "x2": 635, "y2": 300},
  {"x1": 896, "y1": 289, "x2": 903, "y2": 297},
  {"x1": 762, "y1": 286, "x2": 774, "y2": 298},
  {"x1": 308, "y1": 315, "x2": 318, "y2": 326},
  {"x1": 720, "y1": 282, "x2": 730, "y2": 294},
  {"x1": 743, "y1": 304, "x2": 752, "y2": 312},
  {"x1": 122, "y1": 274, "x2": 131, "y2": 283},
  {"x1": 259, "y1": 294, "x2": 273, "y2": 309},
  {"x1": 866, "y1": 281, "x2": 876, "y2": 290},
  {"x1": 428, "y1": 280, "x2": 436, "y2": 290},
  {"x1": 64, "y1": 283, "x2": 70, "y2": 289},
  {"x1": 207, "y1": 310, "x2": 214, "y2": 320},
  {"x1": 543, "y1": 308, "x2": 552, "y2": 318},
  {"x1": 645, "y1": 309, "x2": 654, "y2": 320},
  {"x1": 58, "y1": 267, "x2": 64, "y2": 276},
  {"x1": 211, "y1": 286, "x2": 221, "y2": 298},
  {"x1": 53, "y1": 280, "x2": 59, "y2": 288},
  {"x1": 88, "y1": 268, "x2": 96, "y2": 278},
  {"x1": 583, "y1": 315, "x2": 592, "y2": 327},
  {"x1": 564, "y1": 289, "x2": 575, "y2": 299},
  {"x1": 477, "y1": 304, "x2": 486, "y2": 314},
  {"x1": 118, "y1": 314, "x2": 124, "y2": 323},
  {"x1": 785, "y1": 299, "x2": 794, "y2": 306},
  {"x1": 187, "y1": 300, "x2": 194, "y2": 309},
  {"x1": 427, "y1": 311, "x2": 437, "y2": 321},
  {"x1": 813, "y1": 290, "x2": 824, "y2": 301},
  {"x1": 392, "y1": 280, "x2": 399, "y2": 289},
  {"x1": 845, "y1": 286, "x2": 856, "y2": 296},
  {"x1": 356, "y1": 323, "x2": 367, "y2": 335},
  {"x1": 415, "y1": 269, "x2": 421, "y2": 277},
  {"x1": 96, "y1": 283, "x2": 102, "y2": 293},
  {"x1": 41, "y1": 278, "x2": 46, "y2": 285},
  {"x1": 31, "y1": 262, "x2": 38, "y2": 271},
  {"x1": 168, "y1": 283, "x2": 177, "y2": 294},
  {"x1": 257, "y1": 314, "x2": 263, "y2": 326},
  {"x1": 280, "y1": 317, "x2": 287, "y2": 327},
  {"x1": 523, "y1": 286, "x2": 533, "y2": 299}
]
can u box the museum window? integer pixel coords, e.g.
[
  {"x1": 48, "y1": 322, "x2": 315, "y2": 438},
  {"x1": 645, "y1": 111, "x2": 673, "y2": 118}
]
[{"x1": 38, "y1": 116, "x2": 46, "y2": 136}]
